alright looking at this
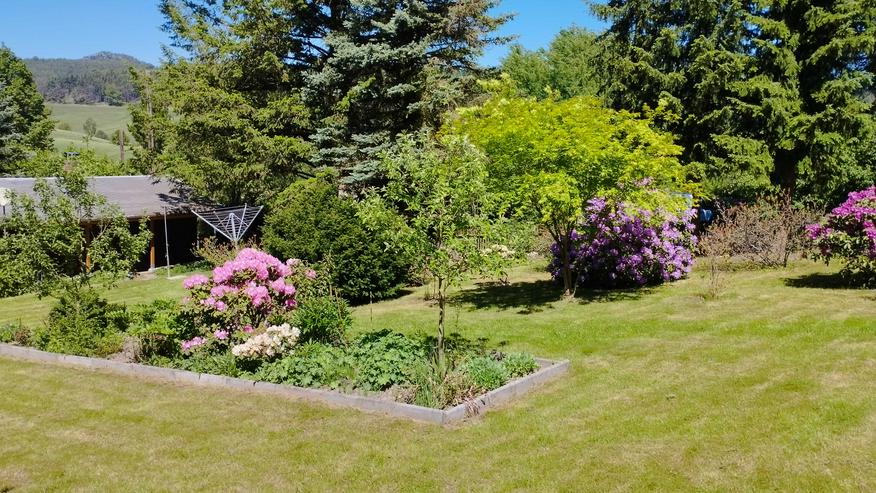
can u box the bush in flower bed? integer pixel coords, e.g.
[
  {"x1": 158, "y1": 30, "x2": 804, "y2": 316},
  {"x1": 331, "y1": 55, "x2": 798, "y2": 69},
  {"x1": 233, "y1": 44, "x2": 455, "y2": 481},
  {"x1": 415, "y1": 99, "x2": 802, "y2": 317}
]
[
  {"x1": 548, "y1": 197, "x2": 697, "y2": 288},
  {"x1": 807, "y1": 186, "x2": 876, "y2": 280}
]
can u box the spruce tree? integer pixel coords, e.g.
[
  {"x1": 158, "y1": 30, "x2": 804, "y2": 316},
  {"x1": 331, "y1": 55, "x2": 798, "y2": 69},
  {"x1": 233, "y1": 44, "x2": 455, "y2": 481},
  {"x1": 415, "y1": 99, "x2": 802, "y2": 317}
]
[{"x1": 148, "y1": 0, "x2": 509, "y2": 196}]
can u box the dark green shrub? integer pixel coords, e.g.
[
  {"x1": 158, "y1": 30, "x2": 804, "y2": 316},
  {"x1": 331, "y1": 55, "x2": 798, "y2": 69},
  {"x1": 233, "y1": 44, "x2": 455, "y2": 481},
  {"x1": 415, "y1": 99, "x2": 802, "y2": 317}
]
[
  {"x1": 350, "y1": 330, "x2": 424, "y2": 390},
  {"x1": 128, "y1": 298, "x2": 197, "y2": 359},
  {"x1": 500, "y1": 352, "x2": 539, "y2": 378},
  {"x1": 293, "y1": 295, "x2": 351, "y2": 345},
  {"x1": 464, "y1": 356, "x2": 509, "y2": 391},
  {"x1": 32, "y1": 286, "x2": 127, "y2": 357},
  {"x1": 262, "y1": 172, "x2": 409, "y2": 302},
  {"x1": 254, "y1": 342, "x2": 353, "y2": 389}
]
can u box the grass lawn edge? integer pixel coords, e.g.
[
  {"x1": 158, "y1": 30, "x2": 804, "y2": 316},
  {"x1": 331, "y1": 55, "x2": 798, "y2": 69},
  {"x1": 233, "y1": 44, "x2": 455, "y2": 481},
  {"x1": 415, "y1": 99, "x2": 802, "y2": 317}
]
[{"x1": 0, "y1": 342, "x2": 569, "y2": 425}]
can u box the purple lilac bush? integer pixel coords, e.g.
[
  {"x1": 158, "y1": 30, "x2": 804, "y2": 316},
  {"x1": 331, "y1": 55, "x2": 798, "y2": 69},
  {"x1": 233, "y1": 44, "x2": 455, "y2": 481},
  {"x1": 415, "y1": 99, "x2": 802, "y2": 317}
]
[
  {"x1": 807, "y1": 186, "x2": 876, "y2": 276},
  {"x1": 549, "y1": 198, "x2": 697, "y2": 288}
]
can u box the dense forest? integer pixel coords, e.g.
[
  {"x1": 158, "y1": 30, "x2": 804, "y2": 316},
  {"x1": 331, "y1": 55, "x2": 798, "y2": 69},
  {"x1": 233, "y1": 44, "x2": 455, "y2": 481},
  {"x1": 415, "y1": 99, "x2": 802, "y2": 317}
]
[{"x1": 23, "y1": 52, "x2": 152, "y2": 105}]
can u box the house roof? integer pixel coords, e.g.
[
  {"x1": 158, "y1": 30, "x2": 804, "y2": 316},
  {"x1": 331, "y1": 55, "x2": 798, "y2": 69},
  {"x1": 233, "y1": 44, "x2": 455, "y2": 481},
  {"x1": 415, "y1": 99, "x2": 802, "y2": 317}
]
[{"x1": 0, "y1": 175, "x2": 208, "y2": 219}]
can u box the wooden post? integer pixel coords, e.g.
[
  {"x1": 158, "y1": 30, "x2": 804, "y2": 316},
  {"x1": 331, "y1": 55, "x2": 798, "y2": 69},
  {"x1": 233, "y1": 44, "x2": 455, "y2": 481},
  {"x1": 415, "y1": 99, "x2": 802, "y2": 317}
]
[
  {"x1": 119, "y1": 129, "x2": 125, "y2": 162},
  {"x1": 149, "y1": 217, "x2": 156, "y2": 270}
]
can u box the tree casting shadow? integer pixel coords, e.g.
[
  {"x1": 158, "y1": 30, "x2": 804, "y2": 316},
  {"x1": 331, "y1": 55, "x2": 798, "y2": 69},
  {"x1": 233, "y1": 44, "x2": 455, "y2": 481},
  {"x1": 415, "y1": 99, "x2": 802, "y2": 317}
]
[
  {"x1": 783, "y1": 271, "x2": 874, "y2": 290},
  {"x1": 453, "y1": 279, "x2": 647, "y2": 314}
]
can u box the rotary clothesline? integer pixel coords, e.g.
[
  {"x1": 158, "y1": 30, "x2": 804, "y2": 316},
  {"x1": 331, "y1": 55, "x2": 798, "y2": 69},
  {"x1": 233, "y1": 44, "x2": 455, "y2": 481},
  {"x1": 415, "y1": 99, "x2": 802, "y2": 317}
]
[{"x1": 193, "y1": 205, "x2": 263, "y2": 244}]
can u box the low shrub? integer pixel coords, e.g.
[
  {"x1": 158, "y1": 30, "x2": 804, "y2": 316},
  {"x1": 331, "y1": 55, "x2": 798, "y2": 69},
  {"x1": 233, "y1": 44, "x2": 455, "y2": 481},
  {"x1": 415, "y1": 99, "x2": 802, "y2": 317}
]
[
  {"x1": 262, "y1": 172, "x2": 410, "y2": 302},
  {"x1": 549, "y1": 197, "x2": 696, "y2": 289},
  {"x1": 808, "y1": 186, "x2": 876, "y2": 279},
  {"x1": 230, "y1": 323, "x2": 300, "y2": 360},
  {"x1": 128, "y1": 298, "x2": 197, "y2": 359},
  {"x1": 175, "y1": 351, "x2": 241, "y2": 377},
  {"x1": 349, "y1": 330, "x2": 425, "y2": 391},
  {"x1": 32, "y1": 286, "x2": 127, "y2": 357},
  {"x1": 463, "y1": 356, "x2": 510, "y2": 391},
  {"x1": 293, "y1": 295, "x2": 351, "y2": 345},
  {"x1": 500, "y1": 352, "x2": 538, "y2": 378},
  {"x1": 0, "y1": 323, "x2": 31, "y2": 345},
  {"x1": 181, "y1": 248, "x2": 302, "y2": 336},
  {"x1": 408, "y1": 361, "x2": 478, "y2": 409},
  {"x1": 710, "y1": 195, "x2": 819, "y2": 268},
  {"x1": 254, "y1": 342, "x2": 353, "y2": 389}
]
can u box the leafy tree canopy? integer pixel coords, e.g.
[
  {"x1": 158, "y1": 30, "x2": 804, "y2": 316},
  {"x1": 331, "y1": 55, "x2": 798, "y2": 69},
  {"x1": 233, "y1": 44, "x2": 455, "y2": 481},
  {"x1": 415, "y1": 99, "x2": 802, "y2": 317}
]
[
  {"x1": 501, "y1": 26, "x2": 602, "y2": 100},
  {"x1": 449, "y1": 78, "x2": 693, "y2": 294},
  {"x1": 0, "y1": 170, "x2": 151, "y2": 298},
  {"x1": 0, "y1": 46, "x2": 54, "y2": 169}
]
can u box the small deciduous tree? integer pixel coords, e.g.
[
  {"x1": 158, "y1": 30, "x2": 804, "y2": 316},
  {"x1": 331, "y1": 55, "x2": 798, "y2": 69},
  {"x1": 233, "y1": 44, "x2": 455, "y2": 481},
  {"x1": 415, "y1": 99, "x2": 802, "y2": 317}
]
[
  {"x1": 82, "y1": 117, "x2": 98, "y2": 144},
  {"x1": 0, "y1": 170, "x2": 151, "y2": 298},
  {"x1": 451, "y1": 80, "x2": 694, "y2": 295},
  {"x1": 358, "y1": 133, "x2": 508, "y2": 368}
]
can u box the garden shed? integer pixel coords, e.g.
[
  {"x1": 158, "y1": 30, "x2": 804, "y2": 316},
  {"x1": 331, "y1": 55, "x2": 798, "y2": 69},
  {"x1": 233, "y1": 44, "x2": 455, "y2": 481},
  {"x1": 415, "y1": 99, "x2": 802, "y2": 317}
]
[{"x1": 0, "y1": 175, "x2": 207, "y2": 271}]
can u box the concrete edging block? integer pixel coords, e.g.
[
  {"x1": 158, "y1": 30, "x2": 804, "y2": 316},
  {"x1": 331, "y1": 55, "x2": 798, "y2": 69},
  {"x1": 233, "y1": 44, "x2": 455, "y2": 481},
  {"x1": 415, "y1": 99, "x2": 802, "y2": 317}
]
[{"x1": 0, "y1": 342, "x2": 568, "y2": 425}]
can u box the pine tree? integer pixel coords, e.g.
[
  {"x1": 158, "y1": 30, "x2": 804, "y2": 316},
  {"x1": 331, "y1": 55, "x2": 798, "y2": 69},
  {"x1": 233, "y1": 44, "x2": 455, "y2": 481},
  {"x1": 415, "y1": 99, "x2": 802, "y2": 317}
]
[{"x1": 595, "y1": 0, "x2": 876, "y2": 204}]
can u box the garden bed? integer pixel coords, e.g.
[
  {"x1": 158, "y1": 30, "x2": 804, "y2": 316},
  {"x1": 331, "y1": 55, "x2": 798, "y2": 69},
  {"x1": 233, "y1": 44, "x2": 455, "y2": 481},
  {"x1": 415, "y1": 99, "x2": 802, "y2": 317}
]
[{"x1": 0, "y1": 342, "x2": 568, "y2": 425}]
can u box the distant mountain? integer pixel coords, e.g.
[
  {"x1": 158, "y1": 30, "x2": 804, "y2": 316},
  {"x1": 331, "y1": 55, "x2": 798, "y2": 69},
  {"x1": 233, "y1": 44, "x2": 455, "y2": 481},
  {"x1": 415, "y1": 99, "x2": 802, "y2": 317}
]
[{"x1": 23, "y1": 52, "x2": 154, "y2": 105}]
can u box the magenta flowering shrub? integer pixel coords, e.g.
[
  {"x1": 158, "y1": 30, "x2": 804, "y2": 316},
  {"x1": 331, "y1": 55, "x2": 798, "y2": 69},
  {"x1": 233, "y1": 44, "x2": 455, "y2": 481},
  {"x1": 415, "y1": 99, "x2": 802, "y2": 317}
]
[
  {"x1": 807, "y1": 186, "x2": 876, "y2": 276},
  {"x1": 549, "y1": 198, "x2": 697, "y2": 288},
  {"x1": 182, "y1": 248, "x2": 306, "y2": 341}
]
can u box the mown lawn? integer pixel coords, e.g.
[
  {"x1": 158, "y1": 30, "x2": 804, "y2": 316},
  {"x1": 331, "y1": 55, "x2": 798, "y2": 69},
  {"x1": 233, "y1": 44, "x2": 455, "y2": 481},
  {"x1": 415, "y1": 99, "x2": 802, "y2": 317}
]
[{"x1": 2, "y1": 261, "x2": 876, "y2": 491}]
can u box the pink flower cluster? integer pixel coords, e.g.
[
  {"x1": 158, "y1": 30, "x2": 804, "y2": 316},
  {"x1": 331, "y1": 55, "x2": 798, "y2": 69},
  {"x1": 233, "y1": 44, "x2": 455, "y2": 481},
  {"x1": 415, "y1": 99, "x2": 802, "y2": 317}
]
[
  {"x1": 181, "y1": 336, "x2": 206, "y2": 352},
  {"x1": 182, "y1": 248, "x2": 301, "y2": 333},
  {"x1": 808, "y1": 187, "x2": 876, "y2": 275}
]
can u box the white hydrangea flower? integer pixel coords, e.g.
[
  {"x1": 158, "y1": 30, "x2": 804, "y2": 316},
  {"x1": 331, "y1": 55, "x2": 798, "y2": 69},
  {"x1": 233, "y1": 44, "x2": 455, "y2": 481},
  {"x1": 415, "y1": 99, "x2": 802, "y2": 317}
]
[{"x1": 231, "y1": 323, "x2": 300, "y2": 360}]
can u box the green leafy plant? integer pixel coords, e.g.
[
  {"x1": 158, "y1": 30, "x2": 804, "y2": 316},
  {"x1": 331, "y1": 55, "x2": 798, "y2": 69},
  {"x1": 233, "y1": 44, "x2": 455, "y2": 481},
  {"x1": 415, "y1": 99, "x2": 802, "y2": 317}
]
[
  {"x1": 128, "y1": 298, "x2": 196, "y2": 359},
  {"x1": 349, "y1": 330, "x2": 425, "y2": 391},
  {"x1": 464, "y1": 356, "x2": 510, "y2": 392},
  {"x1": 254, "y1": 342, "x2": 353, "y2": 389},
  {"x1": 292, "y1": 294, "x2": 351, "y2": 345},
  {"x1": 263, "y1": 172, "x2": 410, "y2": 302},
  {"x1": 500, "y1": 352, "x2": 539, "y2": 378},
  {"x1": 0, "y1": 322, "x2": 31, "y2": 345}
]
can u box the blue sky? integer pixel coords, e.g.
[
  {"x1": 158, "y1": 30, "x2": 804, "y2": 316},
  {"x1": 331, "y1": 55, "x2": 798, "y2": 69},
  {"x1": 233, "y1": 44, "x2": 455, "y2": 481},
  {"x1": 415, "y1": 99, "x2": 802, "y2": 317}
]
[{"x1": 0, "y1": 0, "x2": 604, "y2": 67}]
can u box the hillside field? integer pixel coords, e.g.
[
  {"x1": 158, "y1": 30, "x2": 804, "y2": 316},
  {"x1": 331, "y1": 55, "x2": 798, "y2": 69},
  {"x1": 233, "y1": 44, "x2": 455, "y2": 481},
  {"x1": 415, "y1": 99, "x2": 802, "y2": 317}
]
[{"x1": 48, "y1": 103, "x2": 135, "y2": 161}]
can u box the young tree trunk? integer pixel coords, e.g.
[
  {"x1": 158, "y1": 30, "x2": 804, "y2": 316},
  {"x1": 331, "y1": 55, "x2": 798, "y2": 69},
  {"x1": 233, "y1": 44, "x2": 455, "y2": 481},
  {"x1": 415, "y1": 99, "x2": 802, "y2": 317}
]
[
  {"x1": 437, "y1": 276, "x2": 446, "y2": 372},
  {"x1": 561, "y1": 235, "x2": 573, "y2": 297}
]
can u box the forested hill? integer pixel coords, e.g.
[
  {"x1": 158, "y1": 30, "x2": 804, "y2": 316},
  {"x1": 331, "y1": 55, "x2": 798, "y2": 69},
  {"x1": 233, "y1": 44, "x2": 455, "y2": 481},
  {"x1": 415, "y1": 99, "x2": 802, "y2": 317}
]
[{"x1": 23, "y1": 52, "x2": 153, "y2": 105}]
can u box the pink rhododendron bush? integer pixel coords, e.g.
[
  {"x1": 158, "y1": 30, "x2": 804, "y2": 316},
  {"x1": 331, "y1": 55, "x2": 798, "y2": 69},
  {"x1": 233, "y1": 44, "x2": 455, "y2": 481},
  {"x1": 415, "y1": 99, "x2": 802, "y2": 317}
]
[
  {"x1": 807, "y1": 187, "x2": 876, "y2": 279},
  {"x1": 174, "y1": 248, "x2": 315, "y2": 361}
]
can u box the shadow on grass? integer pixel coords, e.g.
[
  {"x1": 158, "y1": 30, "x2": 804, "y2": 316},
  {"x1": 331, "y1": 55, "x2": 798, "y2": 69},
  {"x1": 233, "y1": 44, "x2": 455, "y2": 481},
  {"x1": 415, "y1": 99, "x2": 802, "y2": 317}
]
[
  {"x1": 783, "y1": 271, "x2": 874, "y2": 290},
  {"x1": 453, "y1": 279, "x2": 647, "y2": 314}
]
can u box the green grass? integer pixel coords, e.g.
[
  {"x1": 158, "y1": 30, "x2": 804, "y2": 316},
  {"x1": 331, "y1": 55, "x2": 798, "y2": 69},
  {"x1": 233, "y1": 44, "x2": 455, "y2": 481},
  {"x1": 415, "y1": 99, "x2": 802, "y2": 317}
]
[
  {"x1": 0, "y1": 273, "x2": 189, "y2": 327},
  {"x1": 48, "y1": 103, "x2": 135, "y2": 161},
  {"x1": 3, "y1": 261, "x2": 876, "y2": 491}
]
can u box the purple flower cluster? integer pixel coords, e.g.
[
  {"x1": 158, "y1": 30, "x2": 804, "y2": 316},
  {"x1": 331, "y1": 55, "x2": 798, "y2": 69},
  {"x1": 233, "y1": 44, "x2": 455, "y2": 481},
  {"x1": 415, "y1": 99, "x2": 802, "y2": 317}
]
[
  {"x1": 807, "y1": 186, "x2": 876, "y2": 274},
  {"x1": 549, "y1": 198, "x2": 697, "y2": 288}
]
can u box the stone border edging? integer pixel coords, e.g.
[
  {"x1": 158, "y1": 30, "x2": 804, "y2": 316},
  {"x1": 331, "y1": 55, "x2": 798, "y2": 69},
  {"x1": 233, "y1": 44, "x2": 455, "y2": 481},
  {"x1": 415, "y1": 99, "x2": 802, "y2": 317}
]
[{"x1": 0, "y1": 343, "x2": 569, "y2": 425}]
